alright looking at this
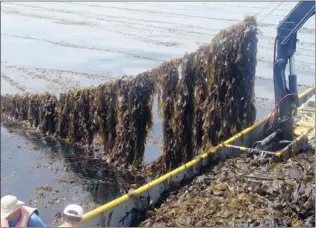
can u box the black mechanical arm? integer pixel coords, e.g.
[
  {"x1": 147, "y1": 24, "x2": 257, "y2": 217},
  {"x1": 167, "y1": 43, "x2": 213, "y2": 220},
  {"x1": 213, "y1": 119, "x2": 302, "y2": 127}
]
[
  {"x1": 274, "y1": 1, "x2": 315, "y2": 140},
  {"x1": 274, "y1": 1, "x2": 315, "y2": 141},
  {"x1": 255, "y1": 1, "x2": 315, "y2": 150}
]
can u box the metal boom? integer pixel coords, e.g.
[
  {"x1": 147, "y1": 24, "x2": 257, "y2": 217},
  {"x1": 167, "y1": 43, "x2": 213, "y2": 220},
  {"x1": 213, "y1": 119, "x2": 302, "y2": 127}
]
[{"x1": 273, "y1": 1, "x2": 315, "y2": 141}]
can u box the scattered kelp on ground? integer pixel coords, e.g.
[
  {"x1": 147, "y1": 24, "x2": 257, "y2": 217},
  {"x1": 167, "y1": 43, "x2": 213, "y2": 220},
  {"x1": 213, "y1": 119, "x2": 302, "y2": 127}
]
[
  {"x1": 140, "y1": 151, "x2": 315, "y2": 227},
  {"x1": 1, "y1": 16, "x2": 258, "y2": 173}
]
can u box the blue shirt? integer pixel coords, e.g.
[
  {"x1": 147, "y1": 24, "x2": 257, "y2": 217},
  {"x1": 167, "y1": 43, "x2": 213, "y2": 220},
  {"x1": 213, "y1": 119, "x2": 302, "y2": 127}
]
[{"x1": 8, "y1": 212, "x2": 46, "y2": 227}]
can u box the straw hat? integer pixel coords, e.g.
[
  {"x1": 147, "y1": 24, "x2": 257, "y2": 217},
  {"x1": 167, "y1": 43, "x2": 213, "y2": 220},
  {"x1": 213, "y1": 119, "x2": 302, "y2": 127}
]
[
  {"x1": 1, "y1": 195, "x2": 25, "y2": 219},
  {"x1": 63, "y1": 204, "x2": 83, "y2": 219}
]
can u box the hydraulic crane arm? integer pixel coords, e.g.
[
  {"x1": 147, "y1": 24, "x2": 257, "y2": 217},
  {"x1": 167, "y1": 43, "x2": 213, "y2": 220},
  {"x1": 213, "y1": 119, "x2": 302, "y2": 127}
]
[
  {"x1": 273, "y1": 1, "x2": 315, "y2": 140},
  {"x1": 254, "y1": 1, "x2": 315, "y2": 150}
]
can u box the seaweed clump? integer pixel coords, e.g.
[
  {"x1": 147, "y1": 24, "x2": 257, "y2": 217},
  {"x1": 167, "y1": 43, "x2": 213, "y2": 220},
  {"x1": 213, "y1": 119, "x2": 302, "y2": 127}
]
[
  {"x1": 1, "y1": 92, "x2": 58, "y2": 135},
  {"x1": 55, "y1": 88, "x2": 99, "y2": 148},
  {"x1": 107, "y1": 74, "x2": 155, "y2": 168},
  {"x1": 200, "y1": 16, "x2": 257, "y2": 149},
  {"x1": 149, "y1": 16, "x2": 258, "y2": 175},
  {"x1": 1, "y1": 76, "x2": 155, "y2": 169}
]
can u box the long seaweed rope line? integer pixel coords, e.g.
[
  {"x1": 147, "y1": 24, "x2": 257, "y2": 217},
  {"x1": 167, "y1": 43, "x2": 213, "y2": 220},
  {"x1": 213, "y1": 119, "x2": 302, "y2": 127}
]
[
  {"x1": 259, "y1": 2, "x2": 284, "y2": 23},
  {"x1": 255, "y1": 1, "x2": 276, "y2": 17}
]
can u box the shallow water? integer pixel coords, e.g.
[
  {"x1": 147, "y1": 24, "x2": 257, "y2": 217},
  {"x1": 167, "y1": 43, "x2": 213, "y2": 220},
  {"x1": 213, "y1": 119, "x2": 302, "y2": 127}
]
[
  {"x1": 1, "y1": 1, "x2": 315, "y2": 225},
  {"x1": 1, "y1": 124, "x2": 122, "y2": 225}
]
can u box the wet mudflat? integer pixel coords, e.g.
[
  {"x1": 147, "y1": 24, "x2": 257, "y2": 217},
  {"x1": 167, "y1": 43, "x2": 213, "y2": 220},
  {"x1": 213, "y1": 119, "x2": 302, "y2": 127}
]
[{"x1": 140, "y1": 150, "x2": 315, "y2": 227}]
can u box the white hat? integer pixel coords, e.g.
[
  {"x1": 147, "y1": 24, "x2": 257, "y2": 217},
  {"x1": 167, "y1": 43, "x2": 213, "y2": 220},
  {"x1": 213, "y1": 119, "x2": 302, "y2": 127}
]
[
  {"x1": 1, "y1": 195, "x2": 25, "y2": 219},
  {"x1": 63, "y1": 204, "x2": 83, "y2": 219}
]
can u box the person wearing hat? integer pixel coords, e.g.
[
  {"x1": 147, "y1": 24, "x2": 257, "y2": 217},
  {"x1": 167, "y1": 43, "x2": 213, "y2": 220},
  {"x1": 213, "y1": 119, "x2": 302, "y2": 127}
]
[
  {"x1": 1, "y1": 195, "x2": 46, "y2": 227},
  {"x1": 59, "y1": 204, "x2": 84, "y2": 227}
]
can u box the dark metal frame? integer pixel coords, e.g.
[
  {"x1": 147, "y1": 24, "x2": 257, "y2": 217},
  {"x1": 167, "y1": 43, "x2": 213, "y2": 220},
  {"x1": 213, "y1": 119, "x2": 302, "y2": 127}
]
[
  {"x1": 256, "y1": 1, "x2": 315, "y2": 150},
  {"x1": 273, "y1": 1, "x2": 315, "y2": 141}
]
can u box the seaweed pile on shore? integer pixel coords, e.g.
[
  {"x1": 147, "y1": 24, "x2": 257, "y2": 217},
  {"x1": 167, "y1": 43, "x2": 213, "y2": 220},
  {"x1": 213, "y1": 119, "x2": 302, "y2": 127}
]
[
  {"x1": 140, "y1": 152, "x2": 315, "y2": 227},
  {"x1": 1, "y1": 16, "x2": 258, "y2": 174}
]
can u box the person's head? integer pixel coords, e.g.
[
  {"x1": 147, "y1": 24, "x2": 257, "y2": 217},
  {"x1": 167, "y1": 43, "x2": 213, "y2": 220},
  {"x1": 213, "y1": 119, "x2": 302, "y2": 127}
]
[
  {"x1": 1, "y1": 195, "x2": 24, "y2": 221},
  {"x1": 63, "y1": 204, "x2": 83, "y2": 227}
]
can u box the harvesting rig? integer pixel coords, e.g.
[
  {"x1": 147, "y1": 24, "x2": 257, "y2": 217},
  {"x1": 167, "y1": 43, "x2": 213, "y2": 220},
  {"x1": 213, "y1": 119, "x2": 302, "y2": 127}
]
[
  {"x1": 253, "y1": 1, "x2": 315, "y2": 152},
  {"x1": 76, "y1": 1, "x2": 316, "y2": 227}
]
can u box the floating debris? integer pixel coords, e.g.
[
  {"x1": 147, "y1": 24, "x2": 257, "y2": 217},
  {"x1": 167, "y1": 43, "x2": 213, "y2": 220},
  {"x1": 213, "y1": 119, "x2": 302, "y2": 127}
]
[
  {"x1": 58, "y1": 178, "x2": 77, "y2": 184},
  {"x1": 48, "y1": 197, "x2": 64, "y2": 204},
  {"x1": 35, "y1": 185, "x2": 53, "y2": 191}
]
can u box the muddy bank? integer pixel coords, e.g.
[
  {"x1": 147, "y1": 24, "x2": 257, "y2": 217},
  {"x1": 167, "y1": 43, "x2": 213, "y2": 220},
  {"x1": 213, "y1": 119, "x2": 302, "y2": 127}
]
[
  {"x1": 140, "y1": 150, "x2": 315, "y2": 227},
  {"x1": 1, "y1": 16, "x2": 258, "y2": 176}
]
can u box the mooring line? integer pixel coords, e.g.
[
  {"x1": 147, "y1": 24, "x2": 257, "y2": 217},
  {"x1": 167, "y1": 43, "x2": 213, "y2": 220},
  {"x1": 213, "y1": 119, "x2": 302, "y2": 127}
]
[{"x1": 1, "y1": 33, "x2": 165, "y2": 63}]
